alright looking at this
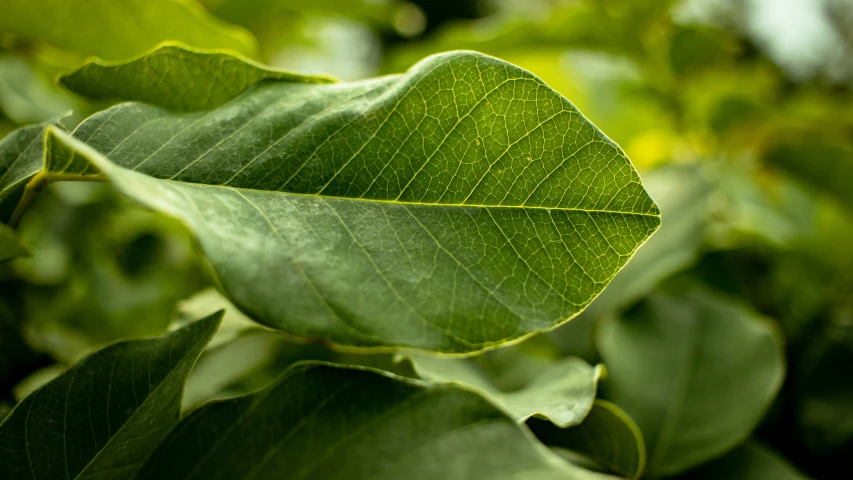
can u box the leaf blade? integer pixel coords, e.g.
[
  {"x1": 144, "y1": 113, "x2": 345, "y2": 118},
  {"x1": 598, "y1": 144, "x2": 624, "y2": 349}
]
[
  {"x1": 58, "y1": 44, "x2": 335, "y2": 111},
  {"x1": 5, "y1": 50, "x2": 660, "y2": 353},
  {"x1": 0, "y1": 312, "x2": 222, "y2": 480},
  {"x1": 596, "y1": 290, "x2": 785, "y2": 476},
  {"x1": 136, "y1": 362, "x2": 615, "y2": 480}
]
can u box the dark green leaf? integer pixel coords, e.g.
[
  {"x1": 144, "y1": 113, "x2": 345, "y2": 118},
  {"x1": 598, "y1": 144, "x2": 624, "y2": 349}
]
[
  {"x1": 596, "y1": 290, "x2": 785, "y2": 477},
  {"x1": 767, "y1": 143, "x2": 853, "y2": 212},
  {"x1": 5, "y1": 50, "x2": 659, "y2": 353},
  {"x1": 137, "y1": 362, "x2": 618, "y2": 480},
  {"x1": 685, "y1": 442, "x2": 811, "y2": 480},
  {"x1": 530, "y1": 400, "x2": 646, "y2": 479},
  {"x1": 0, "y1": 312, "x2": 222, "y2": 480},
  {"x1": 59, "y1": 44, "x2": 334, "y2": 111}
]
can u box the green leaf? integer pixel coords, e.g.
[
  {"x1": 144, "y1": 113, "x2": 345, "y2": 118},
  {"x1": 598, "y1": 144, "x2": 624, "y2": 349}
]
[
  {"x1": 0, "y1": 311, "x2": 222, "y2": 480},
  {"x1": 0, "y1": 223, "x2": 29, "y2": 261},
  {"x1": 0, "y1": 0, "x2": 257, "y2": 61},
  {"x1": 0, "y1": 123, "x2": 47, "y2": 223},
  {"x1": 0, "y1": 55, "x2": 82, "y2": 125},
  {"x1": 403, "y1": 353, "x2": 602, "y2": 427},
  {"x1": 685, "y1": 442, "x2": 812, "y2": 480},
  {"x1": 5, "y1": 51, "x2": 659, "y2": 353},
  {"x1": 596, "y1": 290, "x2": 785, "y2": 477},
  {"x1": 530, "y1": 400, "x2": 646, "y2": 479},
  {"x1": 767, "y1": 143, "x2": 853, "y2": 212},
  {"x1": 59, "y1": 43, "x2": 335, "y2": 111},
  {"x1": 136, "y1": 361, "x2": 616, "y2": 480}
]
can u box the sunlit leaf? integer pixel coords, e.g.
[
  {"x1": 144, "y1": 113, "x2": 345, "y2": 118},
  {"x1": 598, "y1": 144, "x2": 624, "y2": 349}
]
[
  {"x1": 0, "y1": 312, "x2": 222, "y2": 480},
  {"x1": 0, "y1": 0, "x2": 257, "y2": 61}
]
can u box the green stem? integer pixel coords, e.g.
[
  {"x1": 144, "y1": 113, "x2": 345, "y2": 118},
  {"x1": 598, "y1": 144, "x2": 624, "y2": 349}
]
[{"x1": 8, "y1": 171, "x2": 108, "y2": 228}]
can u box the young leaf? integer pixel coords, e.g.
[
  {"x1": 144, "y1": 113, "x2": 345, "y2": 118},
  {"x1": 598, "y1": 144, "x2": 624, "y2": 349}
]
[
  {"x1": 402, "y1": 353, "x2": 602, "y2": 427},
  {"x1": 684, "y1": 442, "x2": 812, "y2": 480},
  {"x1": 596, "y1": 290, "x2": 785, "y2": 477},
  {"x1": 530, "y1": 400, "x2": 647, "y2": 479},
  {"x1": 59, "y1": 43, "x2": 335, "y2": 111},
  {"x1": 4, "y1": 51, "x2": 660, "y2": 353},
  {"x1": 0, "y1": 312, "x2": 222, "y2": 480},
  {"x1": 136, "y1": 362, "x2": 616, "y2": 480},
  {"x1": 0, "y1": 0, "x2": 257, "y2": 61}
]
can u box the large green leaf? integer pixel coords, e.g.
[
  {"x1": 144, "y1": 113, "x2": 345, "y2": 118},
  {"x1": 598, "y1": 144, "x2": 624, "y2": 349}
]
[
  {"x1": 596, "y1": 290, "x2": 784, "y2": 477},
  {"x1": 136, "y1": 362, "x2": 618, "y2": 480},
  {"x1": 530, "y1": 400, "x2": 646, "y2": 479},
  {"x1": 59, "y1": 44, "x2": 334, "y2": 111},
  {"x1": 402, "y1": 353, "x2": 602, "y2": 427},
  {"x1": 3, "y1": 50, "x2": 659, "y2": 353},
  {"x1": 685, "y1": 442, "x2": 811, "y2": 480},
  {"x1": 0, "y1": 0, "x2": 257, "y2": 61},
  {"x1": 0, "y1": 312, "x2": 222, "y2": 480}
]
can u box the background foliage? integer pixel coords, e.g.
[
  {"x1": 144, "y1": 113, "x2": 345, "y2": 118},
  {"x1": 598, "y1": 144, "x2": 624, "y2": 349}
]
[{"x1": 1, "y1": 0, "x2": 852, "y2": 478}]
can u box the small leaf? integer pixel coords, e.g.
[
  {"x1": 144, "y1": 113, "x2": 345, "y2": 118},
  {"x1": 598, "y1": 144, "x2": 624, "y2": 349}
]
[
  {"x1": 403, "y1": 353, "x2": 602, "y2": 427},
  {"x1": 0, "y1": 223, "x2": 29, "y2": 262},
  {"x1": 0, "y1": 123, "x2": 47, "y2": 223},
  {"x1": 0, "y1": 0, "x2": 257, "y2": 61},
  {"x1": 685, "y1": 442, "x2": 812, "y2": 480},
  {"x1": 0, "y1": 312, "x2": 222, "y2": 480},
  {"x1": 530, "y1": 400, "x2": 646, "y2": 479},
  {"x1": 59, "y1": 43, "x2": 335, "y2": 111},
  {"x1": 136, "y1": 362, "x2": 615, "y2": 480},
  {"x1": 596, "y1": 290, "x2": 785, "y2": 477}
]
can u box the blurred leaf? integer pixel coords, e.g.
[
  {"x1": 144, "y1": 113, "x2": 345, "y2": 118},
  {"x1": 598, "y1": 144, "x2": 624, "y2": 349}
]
[
  {"x1": 0, "y1": 55, "x2": 82, "y2": 125},
  {"x1": 12, "y1": 187, "x2": 210, "y2": 362},
  {"x1": 0, "y1": 0, "x2": 257, "y2": 62},
  {"x1": 0, "y1": 312, "x2": 221, "y2": 480},
  {"x1": 5, "y1": 50, "x2": 660, "y2": 354},
  {"x1": 0, "y1": 223, "x2": 29, "y2": 262},
  {"x1": 767, "y1": 143, "x2": 853, "y2": 212},
  {"x1": 668, "y1": 26, "x2": 733, "y2": 77},
  {"x1": 685, "y1": 441, "x2": 811, "y2": 480},
  {"x1": 596, "y1": 289, "x2": 785, "y2": 477},
  {"x1": 796, "y1": 310, "x2": 853, "y2": 455},
  {"x1": 0, "y1": 123, "x2": 47, "y2": 224},
  {"x1": 137, "y1": 362, "x2": 618, "y2": 480},
  {"x1": 530, "y1": 400, "x2": 646, "y2": 479},
  {"x1": 402, "y1": 353, "x2": 603, "y2": 427},
  {"x1": 59, "y1": 43, "x2": 334, "y2": 111}
]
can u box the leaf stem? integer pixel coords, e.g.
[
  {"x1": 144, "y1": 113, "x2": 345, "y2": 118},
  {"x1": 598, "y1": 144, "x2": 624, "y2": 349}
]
[{"x1": 8, "y1": 171, "x2": 107, "y2": 228}]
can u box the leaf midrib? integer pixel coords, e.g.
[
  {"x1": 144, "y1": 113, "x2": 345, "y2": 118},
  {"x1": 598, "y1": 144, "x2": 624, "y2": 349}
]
[{"x1": 158, "y1": 177, "x2": 661, "y2": 216}]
